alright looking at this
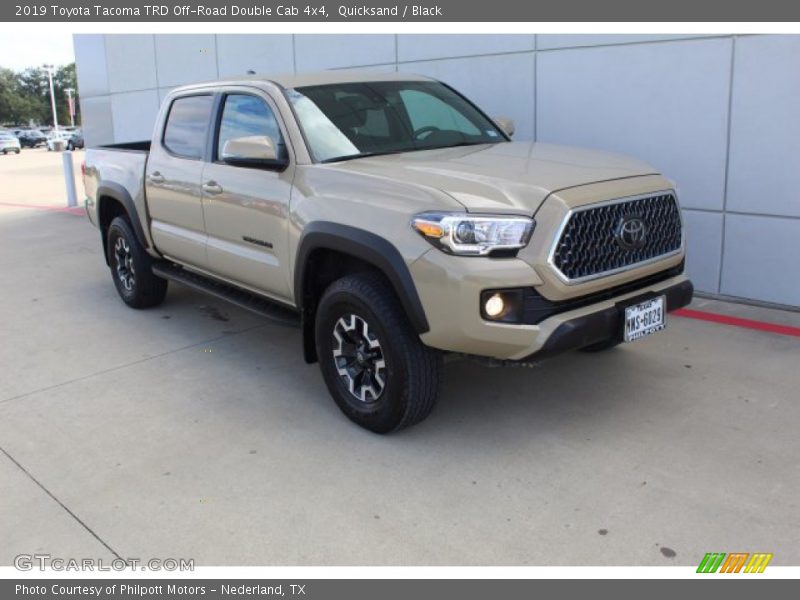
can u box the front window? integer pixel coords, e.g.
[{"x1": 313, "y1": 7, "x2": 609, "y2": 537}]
[
  {"x1": 286, "y1": 80, "x2": 506, "y2": 163},
  {"x1": 216, "y1": 94, "x2": 287, "y2": 161}
]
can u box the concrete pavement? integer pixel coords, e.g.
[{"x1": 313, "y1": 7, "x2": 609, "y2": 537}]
[
  {"x1": 1, "y1": 150, "x2": 798, "y2": 566},
  {"x1": 1, "y1": 207, "x2": 798, "y2": 566}
]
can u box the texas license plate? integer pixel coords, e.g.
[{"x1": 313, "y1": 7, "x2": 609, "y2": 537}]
[{"x1": 624, "y1": 296, "x2": 666, "y2": 342}]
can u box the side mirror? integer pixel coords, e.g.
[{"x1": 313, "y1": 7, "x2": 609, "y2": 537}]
[
  {"x1": 494, "y1": 117, "x2": 515, "y2": 138},
  {"x1": 221, "y1": 135, "x2": 287, "y2": 169}
]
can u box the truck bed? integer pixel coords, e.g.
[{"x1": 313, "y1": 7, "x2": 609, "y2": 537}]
[
  {"x1": 96, "y1": 140, "x2": 151, "y2": 153},
  {"x1": 83, "y1": 142, "x2": 152, "y2": 242}
]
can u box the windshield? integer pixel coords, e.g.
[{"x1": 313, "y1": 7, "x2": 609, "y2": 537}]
[{"x1": 286, "y1": 80, "x2": 507, "y2": 163}]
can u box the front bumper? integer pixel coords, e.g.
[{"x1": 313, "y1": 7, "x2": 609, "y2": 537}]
[
  {"x1": 520, "y1": 278, "x2": 693, "y2": 362},
  {"x1": 410, "y1": 248, "x2": 692, "y2": 361}
]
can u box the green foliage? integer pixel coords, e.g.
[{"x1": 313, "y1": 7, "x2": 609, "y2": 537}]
[{"x1": 0, "y1": 63, "x2": 79, "y2": 127}]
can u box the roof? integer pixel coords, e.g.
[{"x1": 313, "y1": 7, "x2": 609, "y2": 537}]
[{"x1": 215, "y1": 70, "x2": 435, "y2": 89}]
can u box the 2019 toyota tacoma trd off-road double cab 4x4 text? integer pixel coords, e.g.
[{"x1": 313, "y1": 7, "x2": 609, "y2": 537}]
[{"x1": 83, "y1": 71, "x2": 693, "y2": 433}]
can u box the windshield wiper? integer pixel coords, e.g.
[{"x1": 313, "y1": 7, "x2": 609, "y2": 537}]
[
  {"x1": 320, "y1": 150, "x2": 405, "y2": 164},
  {"x1": 421, "y1": 141, "x2": 497, "y2": 152},
  {"x1": 320, "y1": 140, "x2": 499, "y2": 164}
]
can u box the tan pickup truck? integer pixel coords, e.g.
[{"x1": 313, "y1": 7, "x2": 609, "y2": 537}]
[{"x1": 83, "y1": 70, "x2": 692, "y2": 433}]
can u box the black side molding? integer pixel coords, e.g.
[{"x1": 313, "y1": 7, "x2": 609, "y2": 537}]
[
  {"x1": 295, "y1": 222, "x2": 429, "y2": 334},
  {"x1": 520, "y1": 279, "x2": 694, "y2": 362},
  {"x1": 96, "y1": 182, "x2": 150, "y2": 250}
]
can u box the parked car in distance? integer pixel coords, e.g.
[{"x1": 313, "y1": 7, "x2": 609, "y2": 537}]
[
  {"x1": 17, "y1": 129, "x2": 47, "y2": 148},
  {"x1": 46, "y1": 130, "x2": 74, "y2": 151},
  {"x1": 0, "y1": 131, "x2": 21, "y2": 154},
  {"x1": 83, "y1": 71, "x2": 693, "y2": 433},
  {"x1": 67, "y1": 130, "x2": 84, "y2": 150}
]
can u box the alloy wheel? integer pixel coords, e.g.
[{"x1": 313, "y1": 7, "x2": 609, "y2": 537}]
[
  {"x1": 113, "y1": 237, "x2": 136, "y2": 292},
  {"x1": 332, "y1": 313, "x2": 386, "y2": 403}
]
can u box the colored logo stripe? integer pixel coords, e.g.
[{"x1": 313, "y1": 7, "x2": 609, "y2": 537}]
[
  {"x1": 697, "y1": 552, "x2": 773, "y2": 573},
  {"x1": 697, "y1": 552, "x2": 727, "y2": 573},
  {"x1": 744, "y1": 553, "x2": 773, "y2": 573},
  {"x1": 719, "y1": 553, "x2": 749, "y2": 573}
]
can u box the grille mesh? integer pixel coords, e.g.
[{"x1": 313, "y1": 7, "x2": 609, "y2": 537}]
[{"x1": 552, "y1": 193, "x2": 682, "y2": 281}]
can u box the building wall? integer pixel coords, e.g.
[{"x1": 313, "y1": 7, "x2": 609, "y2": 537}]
[{"x1": 73, "y1": 34, "x2": 800, "y2": 307}]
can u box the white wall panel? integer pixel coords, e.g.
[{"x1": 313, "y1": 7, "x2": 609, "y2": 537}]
[
  {"x1": 537, "y1": 38, "x2": 732, "y2": 211},
  {"x1": 727, "y1": 36, "x2": 800, "y2": 218},
  {"x1": 154, "y1": 35, "x2": 217, "y2": 87},
  {"x1": 404, "y1": 53, "x2": 536, "y2": 140},
  {"x1": 294, "y1": 35, "x2": 395, "y2": 70},
  {"x1": 398, "y1": 34, "x2": 534, "y2": 62},
  {"x1": 106, "y1": 35, "x2": 157, "y2": 94},
  {"x1": 216, "y1": 34, "x2": 294, "y2": 78},
  {"x1": 73, "y1": 34, "x2": 109, "y2": 98},
  {"x1": 110, "y1": 90, "x2": 160, "y2": 143},
  {"x1": 721, "y1": 214, "x2": 800, "y2": 306},
  {"x1": 681, "y1": 210, "x2": 723, "y2": 293},
  {"x1": 78, "y1": 96, "x2": 114, "y2": 146}
]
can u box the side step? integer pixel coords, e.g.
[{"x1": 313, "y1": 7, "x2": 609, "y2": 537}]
[{"x1": 152, "y1": 262, "x2": 300, "y2": 328}]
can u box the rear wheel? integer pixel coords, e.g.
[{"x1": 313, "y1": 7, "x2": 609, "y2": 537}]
[
  {"x1": 315, "y1": 272, "x2": 442, "y2": 433},
  {"x1": 106, "y1": 216, "x2": 168, "y2": 308}
]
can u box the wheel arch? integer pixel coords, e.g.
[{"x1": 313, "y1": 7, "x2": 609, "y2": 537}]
[
  {"x1": 294, "y1": 222, "x2": 430, "y2": 364},
  {"x1": 96, "y1": 183, "x2": 149, "y2": 264}
]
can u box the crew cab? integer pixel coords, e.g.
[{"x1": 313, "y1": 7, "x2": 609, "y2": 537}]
[{"x1": 83, "y1": 71, "x2": 693, "y2": 433}]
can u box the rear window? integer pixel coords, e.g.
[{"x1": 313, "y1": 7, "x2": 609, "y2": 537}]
[{"x1": 163, "y1": 95, "x2": 214, "y2": 159}]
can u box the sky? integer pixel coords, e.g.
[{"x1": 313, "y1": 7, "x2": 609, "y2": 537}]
[{"x1": 1, "y1": 32, "x2": 75, "y2": 72}]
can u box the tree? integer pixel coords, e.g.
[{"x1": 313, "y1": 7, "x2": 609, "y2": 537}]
[{"x1": 0, "y1": 63, "x2": 79, "y2": 127}]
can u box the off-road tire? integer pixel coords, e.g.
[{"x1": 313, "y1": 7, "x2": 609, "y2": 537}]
[
  {"x1": 315, "y1": 272, "x2": 442, "y2": 433},
  {"x1": 107, "y1": 216, "x2": 168, "y2": 308}
]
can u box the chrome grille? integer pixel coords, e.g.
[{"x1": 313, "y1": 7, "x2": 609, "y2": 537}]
[{"x1": 551, "y1": 192, "x2": 682, "y2": 282}]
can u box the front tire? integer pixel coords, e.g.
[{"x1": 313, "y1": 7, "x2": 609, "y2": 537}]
[
  {"x1": 315, "y1": 272, "x2": 442, "y2": 433},
  {"x1": 106, "y1": 216, "x2": 168, "y2": 308}
]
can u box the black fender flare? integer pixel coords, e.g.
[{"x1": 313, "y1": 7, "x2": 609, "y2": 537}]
[
  {"x1": 295, "y1": 222, "x2": 430, "y2": 362},
  {"x1": 96, "y1": 182, "x2": 150, "y2": 261}
]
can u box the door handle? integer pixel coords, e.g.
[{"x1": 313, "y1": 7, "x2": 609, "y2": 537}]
[
  {"x1": 202, "y1": 181, "x2": 223, "y2": 195},
  {"x1": 148, "y1": 171, "x2": 165, "y2": 185}
]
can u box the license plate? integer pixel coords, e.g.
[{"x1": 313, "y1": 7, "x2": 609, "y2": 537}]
[{"x1": 624, "y1": 296, "x2": 666, "y2": 342}]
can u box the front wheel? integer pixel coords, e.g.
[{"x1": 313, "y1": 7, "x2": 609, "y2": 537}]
[
  {"x1": 315, "y1": 272, "x2": 442, "y2": 433},
  {"x1": 106, "y1": 216, "x2": 168, "y2": 308}
]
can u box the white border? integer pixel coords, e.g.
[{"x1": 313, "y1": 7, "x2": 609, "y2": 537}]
[
  {"x1": 0, "y1": 19, "x2": 798, "y2": 580},
  {"x1": 1, "y1": 22, "x2": 800, "y2": 34},
  {"x1": 2, "y1": 566, "x2": 799, "y2": 579}
]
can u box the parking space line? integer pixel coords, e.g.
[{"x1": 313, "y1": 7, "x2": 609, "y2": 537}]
[
  {"x1": 0, "y1": 201, "x2": 84, "y2": 215},
  {"x1": 0, "y1": 446, "x2": 122, "y2": 560},
  {"x1": 675, "y1": 308, "x2": 800, "y2": 338}
]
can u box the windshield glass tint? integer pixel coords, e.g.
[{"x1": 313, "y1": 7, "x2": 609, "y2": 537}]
[{"x1": 286, "y1": 81, "x2": 505, "y2": 162}]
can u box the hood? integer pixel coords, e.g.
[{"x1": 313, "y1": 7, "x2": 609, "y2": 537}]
[{"x1": 330, "y1": 141, "x2": 658, "y2": 214}]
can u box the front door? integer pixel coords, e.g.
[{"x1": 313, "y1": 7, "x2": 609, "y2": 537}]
[{"x1": 200, "y1": 91, "x2": 294, "y2": 302}]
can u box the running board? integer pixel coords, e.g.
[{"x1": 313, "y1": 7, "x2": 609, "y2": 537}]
[{"x1": 152, "y1": 262, "x2": 300, "y2": 328}]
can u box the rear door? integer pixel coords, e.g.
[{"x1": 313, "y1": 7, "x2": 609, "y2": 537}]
[
  {"x1": 146, "y1": 93, "x2": 215, "y2": 270},
  {"x1": 200, "y1": 88, "x2": 295, "y2": 302}
]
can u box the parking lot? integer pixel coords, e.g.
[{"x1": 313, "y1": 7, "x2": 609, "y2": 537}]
[{"x1": 1, "y1": 151, "x2": 799, "y2": 566}]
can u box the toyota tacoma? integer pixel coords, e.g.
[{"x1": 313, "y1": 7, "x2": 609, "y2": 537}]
[{"x1": 83, "y1": 71, "x2": 693, "y2": 432}]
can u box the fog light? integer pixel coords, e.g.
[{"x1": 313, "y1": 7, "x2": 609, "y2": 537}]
[{"x1": 484, "y1": 293, "x2": 505, "y2": 318}]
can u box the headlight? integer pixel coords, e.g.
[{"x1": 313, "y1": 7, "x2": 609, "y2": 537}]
[{"x1": 411, "y1": 212, "x2": 534, "y2": 256}]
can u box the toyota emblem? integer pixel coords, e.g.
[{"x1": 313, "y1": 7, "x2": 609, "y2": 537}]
[{"x1": 615, "y1": 216, "x2": 648, "y2": 250}]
